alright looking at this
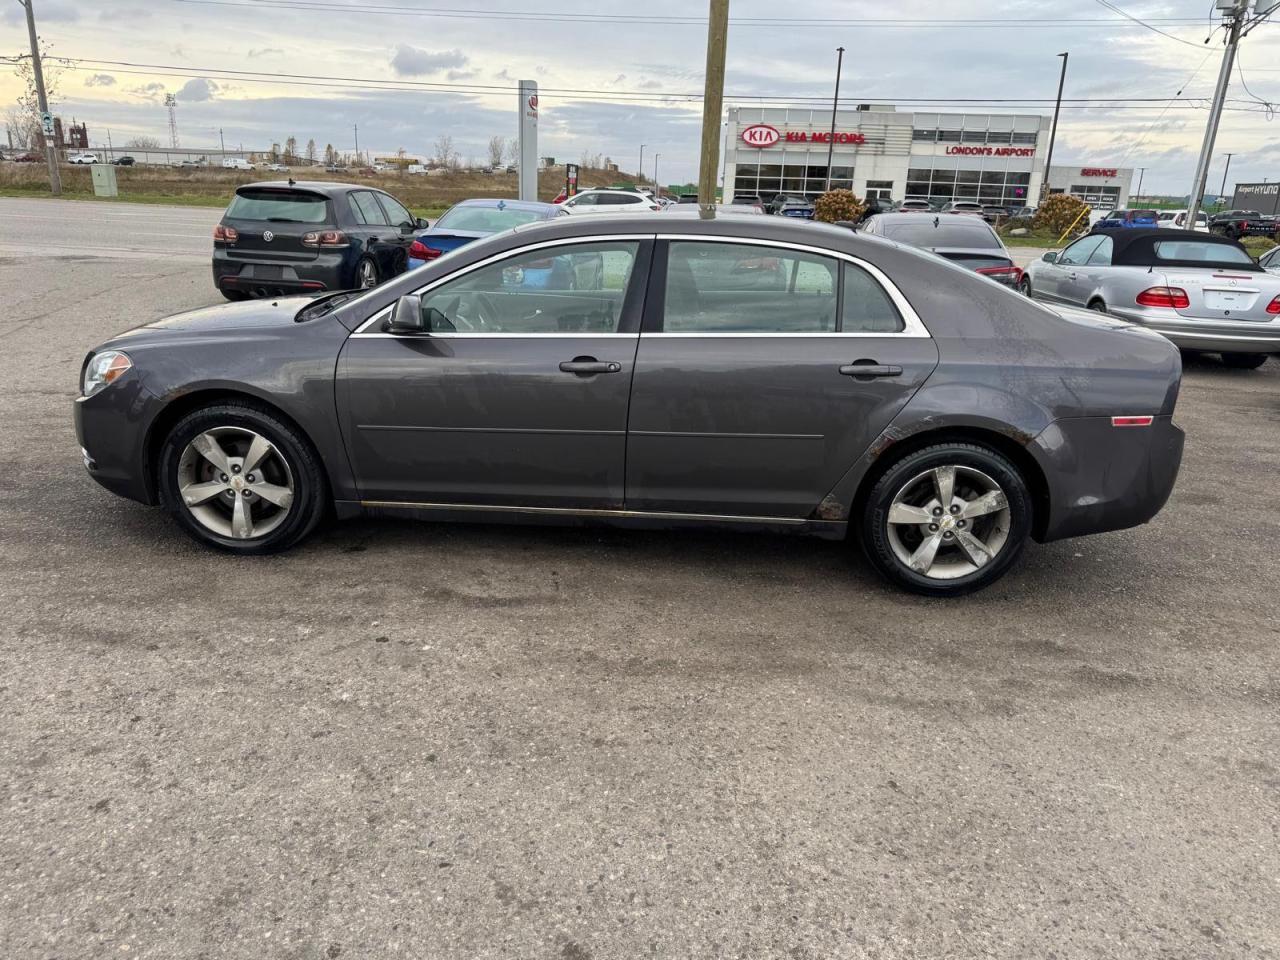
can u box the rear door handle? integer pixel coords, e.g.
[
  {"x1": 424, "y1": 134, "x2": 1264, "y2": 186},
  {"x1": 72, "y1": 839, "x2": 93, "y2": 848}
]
[
  {"x1": 559, "y1": 358, "x2": 622, "y2": 375},
  {"x1": 839, "y1": 362, "x2": 903, "y2": 378}
]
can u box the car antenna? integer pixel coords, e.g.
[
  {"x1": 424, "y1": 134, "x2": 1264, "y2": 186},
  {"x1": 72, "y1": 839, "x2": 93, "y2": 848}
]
[{"x1": 933, "y1": 216, "x2": 939, "y2": 227}]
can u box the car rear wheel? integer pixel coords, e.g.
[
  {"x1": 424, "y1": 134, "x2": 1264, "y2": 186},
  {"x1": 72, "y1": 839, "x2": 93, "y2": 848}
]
[
  {"x1": 861, "y1": 443, "x2": 1032, "y2": 597},
  {"x1": 1017, "y1": 276, "x2": 1032, "y2": 297},
  {"x1": 1220, "y1": 352, "x2": 1268, "y2": 370},
  {"x1": 220, "y1": 289, "x2": 249, "y2": 302},
  {"x1": 356, "y1": 257, "x2": 380, "y2": 289},
  {"x1": 158, "y1": 402, "x2": 327, "y2": 554},
  {"x1": 1088, "y1": 299, "x2": 1107, "y2": 313}
]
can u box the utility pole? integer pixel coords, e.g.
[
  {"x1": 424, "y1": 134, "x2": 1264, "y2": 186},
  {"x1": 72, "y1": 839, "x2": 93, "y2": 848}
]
[
  {"x1": 639, "y1": 144, "x2": 645, "y2": 186},
  {"x1": 1217, "y1": 152, "x2": 1234, "y2": 211},
  {"x1": 20, "y1": 0, "x2": 61, "y2": 195},
  {"x1": 653, "y1": 153, "x2": 661, "y2": 195},
  {"x1": 697, "y1": 0, "x2": 729, "y2": 217},
  {"x1": 1135, "y1": 167, "x2": 1145, "y2": 202},
  {"x1": 1187, "y1": 3, "x2": 1247, "y2": 229},
  {"x1": 1039, "y1": 52, "x2": 1068, "y2": 205},
  {"x1": 353, "y1": 123, "x2": 359, "y2": 164},
  {"x1": 219, "y1": 127, "x2": 225, "y2": 155},
  {"x1": 823, "y1": 46, "x2": 845, "y2": 192}
]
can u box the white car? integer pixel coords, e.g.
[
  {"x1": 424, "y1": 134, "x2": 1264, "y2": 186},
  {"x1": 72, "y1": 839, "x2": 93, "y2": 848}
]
[
  {"x1": 1260, "y1": 244, "x2": 1280, "y2": 276},
  {"x1": 1157, "y1": 209, "x2": 1209, "y2": 233},
  {"x1": 558, "y1": 188, "x2": 660, "y2": 215},
  {"x1": 265, "y1": 163, "x2": 289, "y2": 173},
  {"x1": 222, "y1": 158, "x2": 256, "y2": 171},
  {"x1": 67, "y1": 152, "x2": 98, "y2": 164}
]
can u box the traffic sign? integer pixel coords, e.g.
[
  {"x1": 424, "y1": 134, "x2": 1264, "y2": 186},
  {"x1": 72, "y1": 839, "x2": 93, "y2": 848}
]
[{"x1": 40, "y1": 111, "x2": 54, "y2": 137}]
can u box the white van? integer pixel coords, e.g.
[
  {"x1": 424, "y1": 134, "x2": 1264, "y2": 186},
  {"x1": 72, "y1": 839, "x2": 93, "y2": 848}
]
[{"x1": 222, "y1": 158, "x2": 256, "y2": 171}]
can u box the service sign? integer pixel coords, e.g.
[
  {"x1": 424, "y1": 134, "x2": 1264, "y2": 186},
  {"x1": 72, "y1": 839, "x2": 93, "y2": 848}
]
[
  {"x1": 1080, "y1": 167, "x2": 1118, "y2": 178},
  {"x1": 741, "y1": 124, "x2": 781, "y2": 148}
]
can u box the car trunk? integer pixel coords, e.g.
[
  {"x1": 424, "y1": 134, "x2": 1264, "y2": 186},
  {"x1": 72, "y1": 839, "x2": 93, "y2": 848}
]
[
  {"x1": 1160, "y1": 268, "x2": 1280, "y2": 322},
  {"x1": 929, "y1": 248, "x2": 1019, "y2": 284},
  {"x1": 414, "y1": 230, "x2": 489, "y2": 258},
  {"x1": 222, "y1": 188, "x2": 332, "y2": 264}
]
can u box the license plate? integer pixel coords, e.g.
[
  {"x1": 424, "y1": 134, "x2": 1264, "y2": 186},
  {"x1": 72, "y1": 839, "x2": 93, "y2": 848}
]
[
  {"x1": 249, "y1": 265, "x2": 283, "y2": 280},
  {"x1": 1203, "y1": 289, "x2": 1248, "y2": 310}
]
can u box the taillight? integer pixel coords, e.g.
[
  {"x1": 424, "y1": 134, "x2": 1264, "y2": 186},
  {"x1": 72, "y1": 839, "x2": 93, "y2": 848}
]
[
  {"x1": 301, "y1": 230, "x2": 349, "y2": 248},
  {"x1": 976, "y1": 265, "x2": 1023, "y2": 283},
  {"x1": 213, "y1": 224, "x2": 238, "y2": 243},
  {"x1": 1136, "y1": 286, "x2": 1190, "y2": 308},
  {"x1": 1111, "y1": 415, "x2": 1154, "y2": 427},
  {"x1": 1267, "y1": 295, "x2": 1280, "y2": 315},
  {"x1": 409, "y1": 240, "x2": 442, "y2": 261}
]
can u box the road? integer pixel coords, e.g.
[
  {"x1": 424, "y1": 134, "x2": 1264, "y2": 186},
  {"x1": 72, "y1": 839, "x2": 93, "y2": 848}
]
[{"x1": 1, "y1": 198, "x2": 1278, "y2": 959}]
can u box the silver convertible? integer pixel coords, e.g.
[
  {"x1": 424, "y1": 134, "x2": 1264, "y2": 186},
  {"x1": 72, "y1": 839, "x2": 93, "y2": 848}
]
[{"x1": 1021, "y1": 228, "x2": 1280, "y2": 369}]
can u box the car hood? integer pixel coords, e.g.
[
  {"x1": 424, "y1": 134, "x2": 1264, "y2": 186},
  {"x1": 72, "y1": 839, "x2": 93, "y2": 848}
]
[{"x1": 103, "y1": 297, "x2": 324, "y2": 347}]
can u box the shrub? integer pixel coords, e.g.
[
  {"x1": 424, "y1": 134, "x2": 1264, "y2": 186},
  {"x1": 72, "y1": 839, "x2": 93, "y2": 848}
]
[
  {"x1": 813, "y1": 189, "x2": 866, "y2": 224},
  {"x1": 1033, "y1": 193, "x2": 1090, "y2": 236}
]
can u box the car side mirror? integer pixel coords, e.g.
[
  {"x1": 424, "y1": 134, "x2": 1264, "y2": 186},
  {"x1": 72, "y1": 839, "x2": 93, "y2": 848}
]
[
  {"x1": 385, "y1": 294, "x2": 424, "y2": 334},
  {"x1": 415, "y1": 217, "x2": 429, "y2": 230},
  {"x1": 1041, "y1": 252, "x2": 1058, "y2": 263}
]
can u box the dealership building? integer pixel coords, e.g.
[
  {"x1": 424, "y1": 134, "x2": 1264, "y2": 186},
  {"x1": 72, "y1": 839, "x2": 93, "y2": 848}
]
[
  {"x1": 724, "y1": 105, "x2": 1133, "y2": 209},
  {"x1": 1230, "y1": 181, "x2": 1280, "y2": 215}
]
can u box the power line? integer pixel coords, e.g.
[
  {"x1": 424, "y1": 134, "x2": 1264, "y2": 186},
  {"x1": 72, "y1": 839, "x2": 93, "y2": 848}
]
[
  {"x1": 169, "y1": 0, "x2": 1217, "y2": 29},
  {"x1": 1092, "y1": 0, "x2": 1213, "y2": 48}
]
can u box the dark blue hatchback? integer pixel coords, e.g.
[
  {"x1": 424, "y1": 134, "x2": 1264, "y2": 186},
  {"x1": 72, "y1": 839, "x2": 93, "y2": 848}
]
[
  {"x1": 408, "y1": 198, "x2": 562, "y2": 268},
  {"x1": 1091, "y1": 208, "x2": 1159, "y2": 233}
]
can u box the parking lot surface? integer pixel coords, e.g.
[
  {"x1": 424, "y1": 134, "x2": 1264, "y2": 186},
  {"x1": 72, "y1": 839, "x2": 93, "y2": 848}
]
[{"x1": 1, "y1": 198, "x2": 1278, "y2": 959}]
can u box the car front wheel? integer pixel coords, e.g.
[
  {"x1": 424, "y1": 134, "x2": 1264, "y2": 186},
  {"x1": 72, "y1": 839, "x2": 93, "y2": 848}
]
[
  {"x1": 861, "y1": 442, "x2": 1032, "y2": 597},
  {"x1": 158, "y1": 401, "x2": 327, "y2": 554},
  {"x1": 1220, "y1": 352, "x2": 1268, "y2": 370},
  {"x1": 1017, "y1": 276, "x2": 1032, "y2": 297}
]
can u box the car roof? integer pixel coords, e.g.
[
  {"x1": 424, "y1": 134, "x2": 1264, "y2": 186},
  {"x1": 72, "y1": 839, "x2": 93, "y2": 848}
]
[
  {"x1": 506, "y1": 210, "x2": 861, "y2": 248},
  {"x1": 235, "y1": 180, "x2": 373, "y2": 195},
  {"x1": 1099, "y1": 228, "x2": 1260, "y2": 268},
  {"x1": 451, "y1": 198, "x2": 559, "y2": 213}
]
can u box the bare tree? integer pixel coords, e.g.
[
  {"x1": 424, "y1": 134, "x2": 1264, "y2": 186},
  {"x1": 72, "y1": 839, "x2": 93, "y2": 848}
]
[
  {"x1": 305, "y1": 138, "x2": 316, "y2": 163},
  {"x1": 11, "y1": 43, "x2": 61, "y2": 150},
  {"x1": 4, "y1": 106, "x2": 35, "y2": 150},
  {"x1": 433, "y1": 134, "x2": 457, "y2": 170},
  {"x1": 284, "y1": 136, "x2": 298, "y2": 163},
  {"x1": 124, "y1": 135, "x2": 162, "y2": 150},
  {"x1": 504, "y1": 137, "x2": 519, "y2": 165},
  {"x1": 486, "y1": 135, "x2": 504, "y2": 169},
  {"x1": 323, "y1": 143, "x2": 336, "y2": 165}
]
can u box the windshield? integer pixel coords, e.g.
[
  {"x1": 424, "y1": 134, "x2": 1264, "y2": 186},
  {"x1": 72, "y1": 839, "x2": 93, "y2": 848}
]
[
  {"x1": 434, "y1": 205, "x2": 547, "y2": 232},
  {"x1": 226, "y1": 191, "x2": 329, "y2": 223},
  {"x1": 1153, "y1": 240, "x2": 1254, "y2": 265},
  {"x1": 883, "y1": 221, "x2": 1000, "y2": 249}
]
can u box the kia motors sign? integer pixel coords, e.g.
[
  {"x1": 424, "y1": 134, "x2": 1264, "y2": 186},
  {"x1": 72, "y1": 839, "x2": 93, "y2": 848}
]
[
  {"x1": 740, "y1": 124, "x2": 781, "y2": 148},
  {"x1": 786, "y1": 131, "x2": 865, "y2": 144}
]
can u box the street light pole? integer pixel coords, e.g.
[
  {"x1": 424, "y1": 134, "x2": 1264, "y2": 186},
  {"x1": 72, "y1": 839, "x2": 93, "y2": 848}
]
[
  {"x1": 639, "y1": 144, "x2": 645, "y2": 186},
  {"x1": 19, "y1": 0, "x2": 61, "y2": 196},
  {"x1": 1217, "y1": 152, "x2": 1234, "y2": 211},
  {"x1": 1040, "y1": 52, "x2": 1068, "y2": 205},
  {"x1": 653, "y1": 153, "x2": 661, "y2": 195},
  {"x1": 353, "y1": 123, "x2": 359, "y2": 164},
  {"x1": 823, "y1": 46, "x2": 845, "y2": 193},
  {"x1": 1135, "y1": 166, "x2": 1145, "y2": 202},
  {"x1": 1186, "y1": 4, "x2": 1246, "y2": 229}
]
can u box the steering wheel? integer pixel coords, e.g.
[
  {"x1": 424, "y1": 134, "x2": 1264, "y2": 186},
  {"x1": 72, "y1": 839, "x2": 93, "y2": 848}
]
[{"x1": 451, "y1": 292, "x2": 500, "y2": 332}]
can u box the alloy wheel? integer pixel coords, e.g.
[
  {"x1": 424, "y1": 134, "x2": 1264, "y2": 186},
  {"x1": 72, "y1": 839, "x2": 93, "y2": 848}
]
[
  {"x1": 885, "y1": 465, "x2": 1011, "y2": 580},
  {"x1": 357, "y1": 259, "x2": 378, "y2": 289},
  {"x1": 176, "y1": 427, "x2": 294, "y2": 540}
]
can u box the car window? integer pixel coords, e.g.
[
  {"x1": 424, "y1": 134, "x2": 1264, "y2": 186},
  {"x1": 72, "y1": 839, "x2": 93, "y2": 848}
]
[
  {"x1": 226, "y1": 190, "x2": 329, "y2": 223},
  {"x1": 566, "y1": 193, "x2": 597, "y2": 208},
  {"x1": 434, "y1": 205, "x2": 548, "y2": 232},
  {"x1": 882, "y1": 221, "x2": 1000, "y2": 249},
  {"x1": 1086, "y1": 236, "x2": 1114, "y2": 266},
  {"x1": 351, "y1": 191, "x2": 389, "y2": 226},
  {"x1": 1260, "y1": 247, "x2": 1278, "y2": 268},
  {"x1": 663, "y1": 241, "x2": 838, "y2": 333},
  {"x1": 1152, "y1": 240, "x2": 1254, "y2": 266},
  {"x1": 417, "y1": 241, "x2": 638, "y2": 334},
  {"x1": 842, "y1": 264, "x2": 904, "y2": 333},
  {"x1": 1059, "y1": 236, "x2": 1104, "y2": 265},
  {"x1": 377, "y1": 193, "x2": 414, "y2": 228}
]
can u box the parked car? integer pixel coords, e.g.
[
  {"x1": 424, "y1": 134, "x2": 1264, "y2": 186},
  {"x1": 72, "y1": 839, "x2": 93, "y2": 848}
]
[
  {"x1": 212, "y1": 180, "x2": 425, "y2": 299},
  {"x1": 727, "y1": 196, "x2": 767, "y2": 215},
  {"x1": 1021, "y1": 228, "x2": 1280, "y2": 369},
  {"x1": 1091, "y1": 208, "x2": 1159, "y2": 233},
  {"x1": 67, "y1": 152, "x2": 98, "y2": 165},
  {"x1": 765, "y1": 193, "x2": 807, "y2": 215},
  {"x1": 265, "y1": 163, "x2": 290, "y2": 173},
  {"x1": 938, "y1": 201, "x2": 985, "y2": 216},
  {"x1": 980, "y1": 205, "x2": 1010, "y2": 224},
  {"x1": 1006, "y1": 206, "x2": 1037, "y2": 223},
  {"x1": 1157, "y1": 209, "x2": 1208, "y2": 233},
  {"x1": 773, "y1": 197, "x2": 816, "y2": 220},
  {"x1": 222, "y1": 158, "x2": 256, "y2": 171},
  {"x1": 859, "y1": 212, "x2": 1022, "y2": 287},
  {"x1": 13, "y1": 151, "x2": 41, "y2": 163},
  {"x1": 407, "y1": 198, "x2": 561, "y2": 268},
  {"x1": 1259, "y1": 244, "x2": 1280, "y2": 275},
  {"x1": 78, "y1": 214, "x2": 1184, "y2": 596},
  {"x1": 898, "y1": 199, "x2": 932, "y2": 212},
  {"x1": 1207, "y1": 209, "x2": 1279, "y2": 240},
  {"x1": 558, "y1": 188, "x2": 660, "y2": 215},
  {"x1": 112, "y1": 155, "x2": 136, "y2": 167},
  {"x1": 179, "y1": 159, "x2": 203, "y2": 169}
]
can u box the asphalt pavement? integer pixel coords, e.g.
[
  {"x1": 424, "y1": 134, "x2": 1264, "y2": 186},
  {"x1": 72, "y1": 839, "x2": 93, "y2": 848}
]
[{"x1": 1, "y1": 197, "x2": 1278, "y2": 960}]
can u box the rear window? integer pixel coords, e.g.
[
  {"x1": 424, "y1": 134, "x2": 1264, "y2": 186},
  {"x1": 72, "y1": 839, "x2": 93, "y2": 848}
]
[
  {"x1": 1152, "y1": 240, "x2": 1254, "y2": 265},
  {"x1": 434, "y1": 205, "x2": 547, "y2": 232},
  {"x1": 226, "y1": 190, "x2": 329, "y2": 223},
  {"x1": 883, "y1": 222, "x2": 1000, "y2": 249},
  {"x1": 1130, "y1": 210, "x2": 1158, "y2": 221}
]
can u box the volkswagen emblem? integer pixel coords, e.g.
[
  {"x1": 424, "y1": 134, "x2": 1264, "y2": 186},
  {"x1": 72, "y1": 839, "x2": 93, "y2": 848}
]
[{"x1": 262, "y1": 230, "x2": 274, "y2": 242}]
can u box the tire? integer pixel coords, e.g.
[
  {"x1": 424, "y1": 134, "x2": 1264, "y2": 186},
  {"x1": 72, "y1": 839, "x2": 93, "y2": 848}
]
[
  {"x1": 1220, "y1": 352, "x2": 1268, "y2": 370},
  {"x1": 221, "y1": 289, "x2": 249, "y2": 302},
  {"x1": 860, "y1": 442, "x2": 1033, "y2": 597},
  {"x1": 1088, "y1": 299, "x2": 1107, "y2": 313},
  {"x1": 158, "y1": 401, "x2": 328, "y2": 555},
  {"x1": 1017, "y1": 276, "x2": 1032, "y2": 297},
  {"x1": 355, "y1": 256, "x2": 380, "y2": 290}
]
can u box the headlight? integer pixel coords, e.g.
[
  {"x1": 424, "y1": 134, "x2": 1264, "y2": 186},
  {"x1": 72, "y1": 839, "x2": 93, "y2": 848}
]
[{"x1": 82, "y1": 351, "x2": 132, "y2": 398}]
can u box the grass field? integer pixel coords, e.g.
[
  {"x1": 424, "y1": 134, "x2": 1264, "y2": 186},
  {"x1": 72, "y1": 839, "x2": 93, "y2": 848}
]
[{"x1": 0, "y1": 162, "x2": 643, "y2": 219}]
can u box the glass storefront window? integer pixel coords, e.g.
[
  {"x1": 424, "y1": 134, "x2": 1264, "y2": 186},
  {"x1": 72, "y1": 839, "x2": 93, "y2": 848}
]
[
  {"x1": 907, "y1": 167, "x2": 933, "y2": 182},
  {"x1": 938, "y1": 130, "x2": 961, "y2": 142},
  {"x1": 961, "y1": 130, "x2": 987, "y2": 143},
  {"x1": 1012, "y1": 132, "x2": 1038, "y2": 145},
  {"x1": 758, "y1": 164, "x2": 782, "y2": 179},
  {"x1": 912, "y1": 129, "x2": 937, "y2": 142},
  {"x1": 956, "y1": 170, "x2": 980, "y2": 184}
]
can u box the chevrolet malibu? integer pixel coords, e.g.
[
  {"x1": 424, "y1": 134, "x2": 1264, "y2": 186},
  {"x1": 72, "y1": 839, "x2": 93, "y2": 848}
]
[{"x1": 75, "y1": 215, "x2": 1185, "y2": 596}]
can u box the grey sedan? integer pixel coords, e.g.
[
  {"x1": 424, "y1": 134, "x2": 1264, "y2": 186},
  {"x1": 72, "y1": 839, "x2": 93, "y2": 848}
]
[
  {"x1": 75, "y1": 215, "x2": 1184, "y2": 596},
  {"x1": 1022, "y1": 228, "x2": 1280, "y2": 369}
]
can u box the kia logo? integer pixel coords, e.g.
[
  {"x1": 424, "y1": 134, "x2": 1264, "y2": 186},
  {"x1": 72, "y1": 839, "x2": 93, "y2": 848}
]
[
  {"x1": 528, "y1": 95, "x2": 538, "y2": 115},
  {"x1": 740, "y1": 124, "x2": 780, "y2": 148}
]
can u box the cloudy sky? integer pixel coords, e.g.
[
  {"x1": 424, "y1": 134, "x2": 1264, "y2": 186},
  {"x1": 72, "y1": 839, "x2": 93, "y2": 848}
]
[{"x1": 2, "y1": 0, "x2": 1279, "y2": 192}]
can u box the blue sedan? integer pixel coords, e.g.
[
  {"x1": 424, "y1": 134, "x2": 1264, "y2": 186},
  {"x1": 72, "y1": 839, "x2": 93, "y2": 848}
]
[{"x1": 408, "y1": 198, "x2": 562, "y2": 268}]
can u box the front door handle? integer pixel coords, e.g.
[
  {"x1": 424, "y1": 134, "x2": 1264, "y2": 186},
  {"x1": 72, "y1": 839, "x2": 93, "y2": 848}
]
[
  {"x1": 559, "y1": 358, "x2": 622, "y2": 375},
  {"x1": 839, "y1": 361, "x2": 903, "y2": 378}
]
